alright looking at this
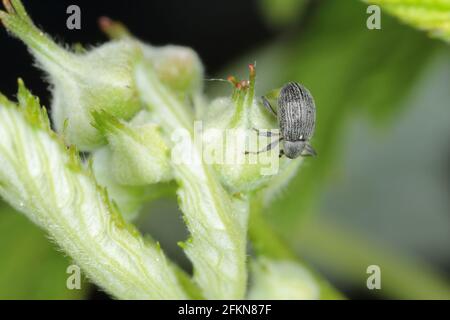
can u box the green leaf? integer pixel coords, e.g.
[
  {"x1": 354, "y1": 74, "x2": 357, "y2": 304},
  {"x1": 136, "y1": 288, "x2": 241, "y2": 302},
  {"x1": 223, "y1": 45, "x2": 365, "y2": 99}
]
[
  {"x1": 0, "y1": 86, "x2": 188, "y2": 299},
  {"x1": 365, "y1": 0, "x2": 450, "y2": 42},
  {"x1": 0, "y1": 202, "x2": 88, "y2": 299}
]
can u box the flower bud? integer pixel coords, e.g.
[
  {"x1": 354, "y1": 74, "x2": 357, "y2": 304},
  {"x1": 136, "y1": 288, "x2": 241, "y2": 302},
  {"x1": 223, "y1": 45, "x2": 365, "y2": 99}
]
[
  {"x1": 91, "y1": 147, "x2": 145, "y2": 221},
  {"x1": 144, "y1": 45, "x2": 204, "y2": 96},
  {"x1": 92, "y1": 110, "x2": 172, "y2": 186},
  {"x1": 248, "y1": 258, "x2": 320, "y2": 300},
  {"x1": 99, "y1": 17, "x2": 204, "y2": 97},
  {"x1": 0, "y1": 0, "x2": 142, "y2": 150},
  {"x1": 202, "y1": 65, "x2": 292, "y2": 193}
]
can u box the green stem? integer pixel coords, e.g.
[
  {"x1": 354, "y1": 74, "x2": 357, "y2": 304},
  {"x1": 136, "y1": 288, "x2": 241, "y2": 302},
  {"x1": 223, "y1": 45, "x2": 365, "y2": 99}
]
[
  {"x1": 135, "y1": 61, "x2": 249, "y2": 299},
  {"x1": 0, "y1": 0, "x2": 80, "y2": 73}
]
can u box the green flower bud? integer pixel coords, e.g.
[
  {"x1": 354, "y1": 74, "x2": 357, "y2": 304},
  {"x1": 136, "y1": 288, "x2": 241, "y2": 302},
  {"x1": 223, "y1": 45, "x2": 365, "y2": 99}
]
[
  {"x1": 144, "y1": 45, "x2": 204, "y2": 96},
  {"x1": 248, "y1": 258, "x2": 320, "y2": 300},
  {"x1": 0, "y1": 0, "x2": 142, "y2": 150},
  {"x1": 99, "y1": 17, "x2": 204, "y2": 97},
  {"x1": 202, "y1": 65, "x2": 293, "y2": 193},
  {"x1": 91, "y1": 146, "x2": 174, "y2": 221},
  {"x1": 92, "y1": 110, "x2": 172, "y2": 186},
  {"x1": 91, "y1": 147, "x2": 148, "y2": 220}
]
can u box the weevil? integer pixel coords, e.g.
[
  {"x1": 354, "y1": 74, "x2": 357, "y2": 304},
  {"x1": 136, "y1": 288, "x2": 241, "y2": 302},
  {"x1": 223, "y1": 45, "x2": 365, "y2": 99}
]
[{"x1": 247, "y1": 82, "x2": 317, "y2": 159}]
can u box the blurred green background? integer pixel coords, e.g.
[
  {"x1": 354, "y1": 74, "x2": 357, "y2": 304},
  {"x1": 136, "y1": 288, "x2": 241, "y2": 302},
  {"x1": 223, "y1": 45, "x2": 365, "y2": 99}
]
[{"x1": 0, "y1": 0, "x2": 449, "y2": 299}]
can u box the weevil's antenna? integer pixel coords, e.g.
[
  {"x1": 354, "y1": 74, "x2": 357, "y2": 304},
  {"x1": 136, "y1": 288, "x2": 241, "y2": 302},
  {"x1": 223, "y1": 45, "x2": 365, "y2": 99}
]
[{"x1": 203, "y1": 78, "x2": 229, "y2": 82}]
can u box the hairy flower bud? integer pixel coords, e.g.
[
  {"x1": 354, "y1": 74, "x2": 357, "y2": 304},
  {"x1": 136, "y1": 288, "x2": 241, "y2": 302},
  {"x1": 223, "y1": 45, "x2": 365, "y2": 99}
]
[
  {"x1": 92, "y1": 110, "x2": 172, "y2": 186},
  {"x1": 248, "y1": 258, "x2": 320, "y2": 299},
  {"x1": 202, "y1": 65, "x2": 293, "y2": 193},
  {"x1": 91, "y1": 146, "x2": 173, "y2": 221},
  {"x1": 99, "y1": 17, "x2": 204, "y2": 98},
  {"x1": 0, "y1": 0, "x2": 142, "y2": 150},
  {"x1": 144, "y1": 46, "x2": 204, "y2": 96}
]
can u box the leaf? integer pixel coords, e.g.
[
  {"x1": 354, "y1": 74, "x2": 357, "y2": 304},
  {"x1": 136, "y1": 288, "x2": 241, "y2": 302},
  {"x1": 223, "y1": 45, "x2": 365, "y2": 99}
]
[
  {"x1": 365, "y1": 0, "x2": 450, "y2": 42},
  {"x1": 0, "y1": 202, "x2": 88, "y2": 299},
  {"x1": 0, "y1": 85, "x2": 188, "y2": 299}
]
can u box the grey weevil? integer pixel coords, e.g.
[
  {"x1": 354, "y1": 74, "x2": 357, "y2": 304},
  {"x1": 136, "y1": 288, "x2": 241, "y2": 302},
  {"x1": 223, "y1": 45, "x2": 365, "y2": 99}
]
[{"x1": 247, "y1": 82, "x2": 317, "y2": 159}]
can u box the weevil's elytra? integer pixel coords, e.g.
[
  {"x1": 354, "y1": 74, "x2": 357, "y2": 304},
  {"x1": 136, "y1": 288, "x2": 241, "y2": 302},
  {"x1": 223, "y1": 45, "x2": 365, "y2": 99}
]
[
  {"x1": 249, "y1": 82, "x2": 317, "y2": 159},
  {"x1": 278, "y1": 82, "x2": 315, "y2": 143}
]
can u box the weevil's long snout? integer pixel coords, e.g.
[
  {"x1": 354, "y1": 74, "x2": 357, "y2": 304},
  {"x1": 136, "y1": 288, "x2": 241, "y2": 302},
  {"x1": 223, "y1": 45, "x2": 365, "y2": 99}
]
[{"x1": 283, "y1": 140, "x2": 305, "y2": 159}]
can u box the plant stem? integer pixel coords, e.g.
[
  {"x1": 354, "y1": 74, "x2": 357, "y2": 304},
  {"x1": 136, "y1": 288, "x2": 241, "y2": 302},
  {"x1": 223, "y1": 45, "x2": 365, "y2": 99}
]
[{"x1": 135, "y1": 61, "x2": 249, "y2": 299}]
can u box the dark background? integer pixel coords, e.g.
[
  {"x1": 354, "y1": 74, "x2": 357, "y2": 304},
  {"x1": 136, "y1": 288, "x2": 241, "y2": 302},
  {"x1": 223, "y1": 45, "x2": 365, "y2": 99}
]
[{"x1": 1, "y1": 0, "x2": 279, "y2": 105}]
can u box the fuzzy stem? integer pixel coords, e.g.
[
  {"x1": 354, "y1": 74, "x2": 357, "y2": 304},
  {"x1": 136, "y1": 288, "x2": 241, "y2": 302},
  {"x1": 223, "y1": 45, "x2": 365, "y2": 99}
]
[
  {"x1": 135, "y1": 61, "x2": 249, "y2": 299},
  {"x1": 0, "y1": 0, "x2": 80, "y2": 73}
]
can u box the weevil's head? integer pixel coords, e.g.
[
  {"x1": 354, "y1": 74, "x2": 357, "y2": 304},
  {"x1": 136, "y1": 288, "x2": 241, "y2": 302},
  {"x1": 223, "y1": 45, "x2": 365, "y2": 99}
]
[{"x1": 283, "y1": 140, "x2": 305, "y2": 159}]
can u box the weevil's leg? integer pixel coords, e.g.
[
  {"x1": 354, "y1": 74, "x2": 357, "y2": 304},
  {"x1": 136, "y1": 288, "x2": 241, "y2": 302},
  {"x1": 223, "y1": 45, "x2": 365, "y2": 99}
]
[
  {"x1": 252, "y1": 128, "x2": 280, "y2": 137},
  {"x1": 245, "y1": 138, "x2": 282, "y2": 155},
  {"x1": 301, "y1": 143, "x2": 317, "y2": 157},
  {"x1": 261, "y1": 96, "x2": 277, "y2": 117},
  {"x1": 279, "y1": 149, "x2": 285, "y2": 158}
]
